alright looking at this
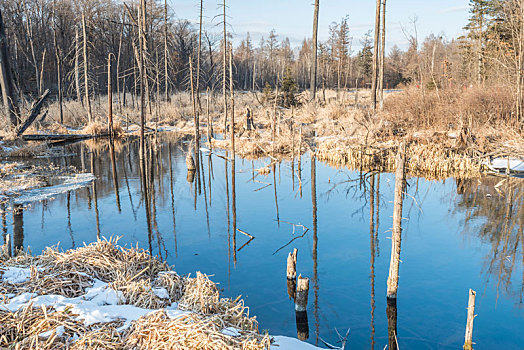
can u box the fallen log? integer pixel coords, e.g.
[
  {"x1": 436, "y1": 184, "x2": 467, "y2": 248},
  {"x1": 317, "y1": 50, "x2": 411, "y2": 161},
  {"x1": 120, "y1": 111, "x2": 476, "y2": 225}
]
[
  {"x1": 22, "y1": 132, "x2": 111, "y2": 142},
  {"x1": 22, "y1": 134, "x2": 93, "y2": 141}
]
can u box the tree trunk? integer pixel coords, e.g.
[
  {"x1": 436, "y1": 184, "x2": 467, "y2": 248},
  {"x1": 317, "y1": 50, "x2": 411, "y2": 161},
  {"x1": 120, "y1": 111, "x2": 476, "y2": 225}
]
[
  {"x1": 0, "y1": 9, "x2": 18, "y2": 126},
  {"x1": 107, "y1": 54, "x2": 113, "y2": 136},
  {"x1": 222, "y1": 0, "x2": 228, "y2": 136},
  {"x1": 164, "y1": 0, "x2": 169, "y2": 102},
  {"x1": 371, "y1": 0, "x2": 381, "y2": 111},
  {"x1": 310, "y1": 0, "x2": 320, "y2": 101},
  {"x1": 75, "y1": 27, "x2": 82, "y2": 106},
  {"x1": 196, "y1": 0, "x2": 203, "y2": 110},
  {"x1": 82, "y1": 14, "x2": 93, "y2": 122},
  {"x1": 139, "y1": 0, "x2": 146, "y2": 159},
  {"x1": 378, "y1": 0, "x2": 386, "y2": 110},
  {"x1": 52, "y1": 16, "x2": 63, "y2": 124},
  {"x1": 386, "y1": 142, "x2": 406, "y2": 299}
]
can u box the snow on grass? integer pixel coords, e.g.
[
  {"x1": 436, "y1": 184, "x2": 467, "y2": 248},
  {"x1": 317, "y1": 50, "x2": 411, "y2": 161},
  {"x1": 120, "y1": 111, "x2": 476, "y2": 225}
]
[
  {"x1": 0, "y1": 266, "x2": 32, "y2": 284},
  {"x1": 1, "y1": 278, "x2": 186, "y2": 330}
]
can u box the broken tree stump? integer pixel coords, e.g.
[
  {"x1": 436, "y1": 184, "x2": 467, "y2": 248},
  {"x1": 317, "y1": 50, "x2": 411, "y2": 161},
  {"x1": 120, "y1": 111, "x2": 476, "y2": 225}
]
[
  {"x1": 286, "y1": 248, "x2": 297, "y2": 299},
  {"x1": 295, "y1": 275, "x2": 309, "y2": 312}
]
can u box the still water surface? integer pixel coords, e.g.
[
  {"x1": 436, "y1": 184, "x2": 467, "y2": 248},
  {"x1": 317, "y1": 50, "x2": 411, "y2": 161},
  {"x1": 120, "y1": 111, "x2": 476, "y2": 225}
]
[{"x1": 3, "y1": 136, "x2": 523, "y2": 349}]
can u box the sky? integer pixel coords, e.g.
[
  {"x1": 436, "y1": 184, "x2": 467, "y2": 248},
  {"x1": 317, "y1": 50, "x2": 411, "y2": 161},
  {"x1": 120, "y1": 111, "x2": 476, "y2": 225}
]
[{"x1": 169, "y1": 0, "x2": 471, "y2": 52}]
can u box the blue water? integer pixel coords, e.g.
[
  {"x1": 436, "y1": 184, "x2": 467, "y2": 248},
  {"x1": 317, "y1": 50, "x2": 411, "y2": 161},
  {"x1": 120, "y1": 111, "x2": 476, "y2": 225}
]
[{"x1": 3, "y1": 137, "x2": 523, "y2": 349}]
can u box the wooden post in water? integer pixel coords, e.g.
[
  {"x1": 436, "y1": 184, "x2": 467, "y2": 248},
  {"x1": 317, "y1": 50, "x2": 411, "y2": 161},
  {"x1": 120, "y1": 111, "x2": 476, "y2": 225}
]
[
  {"x1": 386, "y1": 142, "x2": 406, "y2": 299},
  {"x1": 295, "y1": 275, "x2": 309, "y2": 341},
  {"x1": 463, "y1": 289, "x2": 476, "y2": 350},
  {"x1": 295, "y1": 275, "x2": 309, "y2": 311},
  {"x1": 286, "y1": 248, "x2": 298, "y2": 299}
]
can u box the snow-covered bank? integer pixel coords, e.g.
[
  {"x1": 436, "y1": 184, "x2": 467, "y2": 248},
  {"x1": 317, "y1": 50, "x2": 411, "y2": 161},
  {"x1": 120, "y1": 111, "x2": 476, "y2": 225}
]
[{"x1": 0, "y1": 239, "x2": 324, "y2": 349}]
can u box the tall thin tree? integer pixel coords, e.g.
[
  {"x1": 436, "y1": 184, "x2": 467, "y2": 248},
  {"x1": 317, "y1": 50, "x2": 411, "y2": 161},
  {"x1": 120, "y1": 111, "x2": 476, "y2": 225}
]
[
  {"x1": 0, "y1": 9, "x2": 18, "y2": 125},
  {"x1": 371, "y1": 0, "x2": 382, "y2": 111},
  {"x1": 82, "y1": 13, "x2": 93, "y2": 122},
  {"x1": 310, "y1": 0, "x2": 320, "y2": 101},
  {"x1": 222, "y1": 0, "x2": 228, "y2": 136},
  {"x1": 378, "y1": 0, "x2": 387, "y2": 110}
]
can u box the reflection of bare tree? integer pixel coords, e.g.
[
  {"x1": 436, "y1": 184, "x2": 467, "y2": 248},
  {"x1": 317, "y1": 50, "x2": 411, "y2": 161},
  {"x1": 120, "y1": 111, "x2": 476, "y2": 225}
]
[
  {"x1": 90, "y1": 152, "x2": 101, "y2": 239},
  {"x1": 109, "y1": 141, "x2": 121, "y2": 212},
  {"x1": 454, "y1": 176, "x2": 524, "y2": 301},
  {"x1": 13, "y1": 204, "x2": 23, "y2": 252},
  {"x1": 369, "y1": 174, "x2": 376, "y2": 350},
  {"x1": 66, "y1": 192, "x2": 75, "y2": 248},
  {"x1": 168, "y1": 144, "x2": 178, "y2": 257},
  {"x1": 311, "y1": 155, "x2": 319, "y2": 346}
]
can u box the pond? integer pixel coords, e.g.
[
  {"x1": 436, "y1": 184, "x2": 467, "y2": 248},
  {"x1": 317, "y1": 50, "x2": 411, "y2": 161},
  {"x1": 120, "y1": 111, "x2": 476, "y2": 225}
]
[{"x1": 3, "y1": 135, "x2": 523, "y2": 349}]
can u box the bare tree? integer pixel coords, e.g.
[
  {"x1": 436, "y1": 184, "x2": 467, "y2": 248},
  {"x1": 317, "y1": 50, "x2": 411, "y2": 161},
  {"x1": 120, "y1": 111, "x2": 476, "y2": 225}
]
[
  {"x1": 371, "y1": 0, "x2": 381, "y2": 111},
  {"x1": 378, "y1": 0, "x2": 387, "y2": 110},
  {"x1": 310, "y1": 0, "x2": 320, "y2": 100},
  {"x1": 0, "y1": 9, "x2": 18, "y2": 125}
]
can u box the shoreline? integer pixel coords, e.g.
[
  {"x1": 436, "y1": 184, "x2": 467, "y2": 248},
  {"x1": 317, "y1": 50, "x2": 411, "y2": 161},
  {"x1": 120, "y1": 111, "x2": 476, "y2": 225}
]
[{"x1": 0, "y1": 238, "x2": 324, "y2": 349}]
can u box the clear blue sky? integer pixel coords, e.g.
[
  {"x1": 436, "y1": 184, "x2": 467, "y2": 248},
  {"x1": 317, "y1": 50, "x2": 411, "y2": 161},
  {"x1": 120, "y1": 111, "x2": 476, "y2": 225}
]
[{"x1": 169, "y1": 0, "x2": 470, "y2": 51}]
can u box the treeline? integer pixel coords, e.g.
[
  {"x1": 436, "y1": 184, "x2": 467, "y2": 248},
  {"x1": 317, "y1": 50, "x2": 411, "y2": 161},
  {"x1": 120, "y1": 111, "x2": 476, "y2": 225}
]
[{"x1": 0, "y1": 0, "x2": 523, "y2": 116}]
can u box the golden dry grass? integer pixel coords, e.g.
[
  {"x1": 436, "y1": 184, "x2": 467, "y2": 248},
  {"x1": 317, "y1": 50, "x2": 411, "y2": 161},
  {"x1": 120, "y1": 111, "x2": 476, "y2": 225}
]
[{"x1": 0, "y1": 238, "x2": 272, "y2": 349}]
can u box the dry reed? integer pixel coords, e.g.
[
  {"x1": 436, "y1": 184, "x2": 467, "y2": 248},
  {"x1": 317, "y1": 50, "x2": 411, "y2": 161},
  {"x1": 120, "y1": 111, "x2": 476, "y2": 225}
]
[{"x1": 0, "y1": 237, "x2": 272, "y2": 349}]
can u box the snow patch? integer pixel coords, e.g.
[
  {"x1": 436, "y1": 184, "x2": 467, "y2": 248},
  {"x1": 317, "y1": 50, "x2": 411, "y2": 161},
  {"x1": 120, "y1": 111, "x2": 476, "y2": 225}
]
[
  {"x1": 0, "y1": 266, "x2": 32, "y2": 284},
  {"x1": 153, "y1": 287, "x2": 170, "y2": 300},
  {"x1": 272, "y1": 336, "x2": 327, "y2": 349},
  {"x1": 221, "y1": 327, "x2": 241, "y2": 337},
  {"x1": 13, "y1": 173, "x2": 95, "y2": 204},
  {"x1": 485, "y1": 158, "x2": 524, "y2": 173}
]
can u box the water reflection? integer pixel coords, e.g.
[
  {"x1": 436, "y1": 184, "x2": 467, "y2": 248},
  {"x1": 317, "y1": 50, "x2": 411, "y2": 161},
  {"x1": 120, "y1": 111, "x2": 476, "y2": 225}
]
[
  {"x1": 455, "y1": 176, "x2": 524, "y2": 302},
  {"x1": 1, "y1": 137, "x2": 523, "y2": 349}
]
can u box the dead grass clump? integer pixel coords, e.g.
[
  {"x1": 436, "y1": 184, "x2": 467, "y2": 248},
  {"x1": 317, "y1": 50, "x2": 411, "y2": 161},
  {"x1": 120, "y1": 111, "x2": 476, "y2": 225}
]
[
  {"x1": 125, "y1": 311, "x2": 270, "y2": 350},
  {"x1": 178, "y1": 272, "x2": 220, "y2": 314},
  {"x1": 80, "y1": 122, "x2": 105, "y2": 135},
  {"x1": 12, "y1": 266, "x2": 94, "y2": 298},
  {"x1": 179, "y1": 272, "x2": 258, "y2": 331},
  {"x1": 37, "y1": 237, "x2": 168, "y2": 283},
  {"x1": 155, "y1": 271, "x2": 185, "y2": 302},
  {"x1": 0, "y1": 304, "x2": 84, "y2": 348},
  {"x1": 6, "y1": 142, "x2": 50, "y2": 158},
  {"x1": 45, "y1": 122, "x2": 72, "y2": 135},
  {"x1": 315, "y1": 139, "x2": 483, "y2": 178},
  {"x1": 110, "y1": 277, "x2": 170, "y2": 309}
]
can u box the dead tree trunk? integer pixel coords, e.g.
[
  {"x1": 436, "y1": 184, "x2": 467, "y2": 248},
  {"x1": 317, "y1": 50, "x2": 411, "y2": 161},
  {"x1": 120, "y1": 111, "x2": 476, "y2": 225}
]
[
  {"x1": 139, "y1": 0, "x2": 146, "y2": 159},
  {"x1": 386, "y1": 142, "x2": 406, "y2": 299},
  {"x1": 222, "y1": 0, "x2": 228, "y2": 136},
  {"x1": 82, "y1": 14, "x2": 93, "y2": 122},
  {"x1": 196, "y1": 0, "x2": 203, "y2": 110},
  {"x1": 371, "y1": 0, "x2": 381, "y2": 111},
  {"x1": 52, "y1": 13, "x2": 63, "y2": 124},
  {"x1": 164, "y1": 0, "x2": 169, "y2": 102},
  {"x1": 229, "y1": 45, "x2": 235, "y2": 156},
  {"x1": 75, "y1": 27, "x2": 83, "y2": 106},
  {"x1": 0, "y1": 9, "x2": 18, "y2": 126},
  {"x1": 378, "y1": 0, "x2": 387, "y2": 110},
  {"x1": 310, "y1": 0, "x2": 320, "y2": 101},
  {"x1": 108, "y1": 54, "x2": 113, "y2": 136}
]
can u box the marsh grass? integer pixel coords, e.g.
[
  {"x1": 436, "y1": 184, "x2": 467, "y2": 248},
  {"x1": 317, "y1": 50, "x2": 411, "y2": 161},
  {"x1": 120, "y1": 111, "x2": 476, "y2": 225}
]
[{"x1": 0, "y1": 237, "x2": 270, "y2": 349}]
